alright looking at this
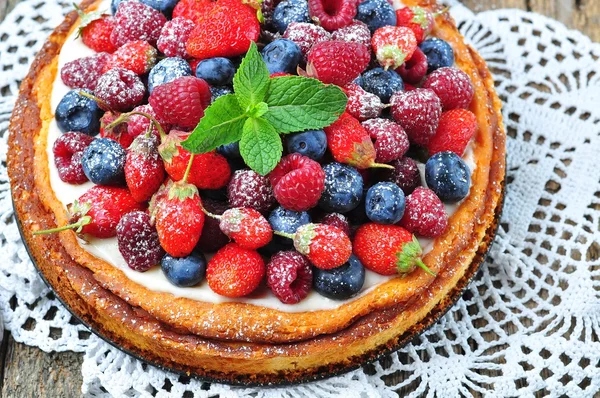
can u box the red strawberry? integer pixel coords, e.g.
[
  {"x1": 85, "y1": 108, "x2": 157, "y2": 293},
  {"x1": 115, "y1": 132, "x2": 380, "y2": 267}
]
[
  {"x1": 361, "y1": 118, "x2": 409, "y2": 163},
  {"x1": 344, "y1": 83, "x2": 384, "y2": 121},
  {"x1": 103, "y1": 40, "x2": 157, "y2": 75},
  {"x1": 395, "y1": 6, "x2": 434, "y2": 43},
  {"x1": 126, "y1": 104, "x2": 171, "y2": 142},
  {"x1": 34, "y1": 186, "x2": 144, "y2": 238},
  {"x1": 422, "y1": 66, "x2": 474, "y2": 110},
  {"x1": 61, "y1": 52, "x2": 111, "y2": 91},
  {"x1": 149, "y1": 76, "x2": 211, "y2": 129},
  {"x1": 324, "y1": 112, "x2": 393, "y2": 169},
  {"x1": 353, "y1": 223, "x2": 435, "y2": 276},
  {"x1": 53, "y1": 132, "x2": 94, "y2": 184},
  {"x1": 100, "y1": 111, "x2": 131, "y2": 147},
  {"x1": 268, "y1": 153, "x2": 325, "y2": 211},
  {"x1": 267, "y1": 251, "x2": 312, "y2": 304},
  {"x1": 371, "y1": 26, "x2": 417, "y2": 70},
  {"x1": 306, "y1": 41, "x2": 370, "y2": 86},
  {"x1": 390, "y1": 88, "x2": 442, "y2": 146},
  {"x1": 399, "y1": 187, "x2": 448, "y2": 238},
  {"x1": 331, "y1": 20, "x2": 371, "y2": 47},
  {"x1": 218, "y1": 207, "x2": 273, "y2": 249},
  {"x1": 428, "y1": 109, "x2": 477, "y2": 156},
  {"x1": 185, "y1": 0, "x2": 260, "y2": 60},
  {"x1": 111, "y1": 1, "x2": 167, "y2": 47},
  {"x1": 78, "y1": 11, "x2": 117, "y2": 53},
  {"x1": 292, "y1": 223, "x2": 352, "y2": 269},
  {"x1": 308, "y1": 0, "x2": 357, "y2": 31},
  {"x1": 173, "y1": 0, "x2": 212, "y2": 21},
  {"x1": 125, "y1": 133, "x2": 166, "y2": 202},
  {"x1": 206, "y1": 243, "x2": 265, "y2": 298},
  {"x1": 153, "y1": 181, "x2": 205, "y2": 257},
  {"x1": 157, "y1": 17, "x2": 195, "y2": 58}
]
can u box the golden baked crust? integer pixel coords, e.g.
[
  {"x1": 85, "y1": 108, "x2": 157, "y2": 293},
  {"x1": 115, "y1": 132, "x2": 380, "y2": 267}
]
[{"x1": 8, "y1": 0, "x2": 506, "y2": 384}]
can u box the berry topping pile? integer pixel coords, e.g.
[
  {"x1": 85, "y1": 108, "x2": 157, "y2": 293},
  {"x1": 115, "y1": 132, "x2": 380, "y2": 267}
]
[{"x1": 44, "y1": 0, "x2": 478, "y2": 304}]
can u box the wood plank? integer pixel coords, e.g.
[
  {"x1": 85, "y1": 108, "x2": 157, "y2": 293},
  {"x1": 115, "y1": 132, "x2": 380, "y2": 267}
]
[
  {"x1": 461, "y1": 0, "x2": 527, "y2": 12},
  {"x1": 0, "y1": 0, "x2": 21, "y2": 22}
]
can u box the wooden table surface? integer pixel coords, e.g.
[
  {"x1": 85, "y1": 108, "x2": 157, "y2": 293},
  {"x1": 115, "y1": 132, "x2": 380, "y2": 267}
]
[{"x1": 0, "y1": 0, "x2": 598, "y2": 396}]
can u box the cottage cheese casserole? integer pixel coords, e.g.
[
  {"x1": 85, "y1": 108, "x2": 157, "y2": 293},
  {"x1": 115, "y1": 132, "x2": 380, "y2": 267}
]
[{"x1": 8, "y1": 0, "x2": 505, "y2": 384}]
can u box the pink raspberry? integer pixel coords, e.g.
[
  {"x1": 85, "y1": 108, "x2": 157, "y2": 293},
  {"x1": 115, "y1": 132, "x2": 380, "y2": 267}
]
[
  {"x1": 331, "y1": 20, "x2": 371, "y2": 47},
  {"x1": 397, "y1": 47, "x2": 428, "y2": 84},
  {"x1": 60, "y1": 52, "x2": 111, "y2": 91},
  {"x1": 127, "y1": 104, "x2": 171, "y2": 141},
  {"x1": 157, "y1": 17, "x2": 195, "y2": 58},
  {"x1": 386, "y1": 156, "x2": 421, "y2": 195},
  {"x1": 53, "y1": 132, "x2": 94, "y2": 184},
  {"x1": 344, "y1": 83, "x2": 384, "y2": 121},
  {"x1": 227, "y1": 169, "x2": 275, "y2": 213},
  {"x1": 267, "y1": 251, "x2": 313, "y2": 304},
  {"x1": 308, "y1": 0, "x2": 357, "y2": 31},
  {"x1": 283, "y1": 22, "x2": 331, "y2": 56},
  {"x1": 269, "y1": 153, "x2": 325, "y2": 212},
  {"x1": 399, "y1": 187, "x2": 448, "y2": 237},
  {"x1": 306, "y1": 41, "x2": 371, "y2": 86},
  {"x1": 320, "y1": 213, "x2": 350, "y2": 237},
  {"x1": 95, "y1": 68, "x2": 145, "y2": 112},
  {"x1": 361, "y1": 118, "x2": 409, "y2": 163},
  {"x1": 422, "y1": 67, "x2": 474, "y2": 110},
  {"x1": 390, "y1": 88, "x2": 442, "y2": 147},
  {"x1": 196, "y1": 199, "x2": 231, "y2": 253},
  {"x1": 110, "y1": 1, "x2": 167, "y2": 48}
]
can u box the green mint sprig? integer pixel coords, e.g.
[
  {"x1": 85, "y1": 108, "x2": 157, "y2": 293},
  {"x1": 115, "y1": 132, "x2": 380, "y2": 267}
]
[{"x1": 181, "y1": 42, "x2": 348, "y2": 176}]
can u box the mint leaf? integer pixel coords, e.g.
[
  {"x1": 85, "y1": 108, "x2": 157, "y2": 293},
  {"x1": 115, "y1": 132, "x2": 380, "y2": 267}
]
[
  {"x1": 239, "y1": 118, "x2": 282, "y2": 175},
  {"x1": 263, "y1": 76, "x2": 347, "y2": 133},
  {"x1": 233, "y1": 42, "x2": 270, "y2": 111},
  {"x1": 181, "y1": 94, "x2": 247, "y2": 153}
]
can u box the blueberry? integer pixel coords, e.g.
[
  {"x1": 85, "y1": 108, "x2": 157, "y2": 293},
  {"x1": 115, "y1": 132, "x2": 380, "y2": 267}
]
[
  {"x1": 148, "y1": 57, "x2": 192, "y2": 93},
  {"x1": 55, "y1": 89, "x2": 103, "y2": 136},
  {"x1": 195, "y1": 57, "x2": 236, "y2": 86},
  {"x1": 161, "y1": 251, "x2": 207, "y2": 287},
  {"x1": 269, "y1": 206, "x2": 311, "y2": 245},
  {"x1": 261, "y1": 39, "x2": 302, "y2": 74},
  {"x1": 313, "y1": 255, "x2": 365, "y2": 300},
  {"x1": 365, "y1": 182, "x2": 405, "y2": 224},
  {"x1": 81, "y1": 138, "x2": 126, "y2": 185},
  {"x1": 319, "y1": 163, "x2": 364, "y2": 213},
  {"x1": 217, "y1": 142, "x2": 241, "y2": 159},
  {"x1": 272, "y1": 0, "x2": 310, "y2": 34},
  {"x1": 210, "y1": 86, "x2": 233, "y2": 103},
  {"x1": 112, "y1": 0, "x2": 178, "y2": 16},
  {"x1": 419, "y1": 38, "x2": 455, "y2": 73},
  {"x1": 361, "y1": 68, "x2": 404, "y2": 103},
  {"x1": 356, "y1": 0, "x2": 396, "y2": 33},
  {"x1": 286, "y1": 130, "x2": 327, "y2": 161},
  {"x1": 425, "y1": 151, "x2": 471, "y2": 203}
]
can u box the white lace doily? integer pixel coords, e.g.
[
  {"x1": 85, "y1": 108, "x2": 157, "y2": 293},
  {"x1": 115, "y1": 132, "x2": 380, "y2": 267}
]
[{"x1": 1, "y1": 1, "x2": 599, "y2": 396}]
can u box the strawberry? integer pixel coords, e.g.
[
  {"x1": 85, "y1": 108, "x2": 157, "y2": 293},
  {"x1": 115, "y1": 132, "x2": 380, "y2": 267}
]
[
  {"x1": 308, "y1": 0, "x2": 358, "y2": 31},
  {"x1": 125, "y1": 133, "x2": 166, "y2": 202},
  {"x1": 185, "y1": 0, "x2": 260, "y2": 60},
  {"x1": 353, "y1": 223, "x2": 435, "y2": 276},
  {"x1": 77, "y1": 8, "x2": 117, "y2": 53},
  {"x1": 33, "y1": 186, "x2": 144, "y2": 238},
  {"x1": 395, "y1": 6, "x2": 434, "y2": 43},
  {"x1": 291, "y1": 223, "x2": 352, "y2": 269},
  {"x1": 372, "y1": 25, "x2": 417, "y2": 70},
  {"x1": 306, "y1": 41, "x2": 371, "y2": 86},
  {"x1": 428, "y1": 109, "x2": 477, "y2": 156},
  {"x1": 324, "y1": 112, "x2": 394, "y2": 169},
  {"x1": 206, "y1": 243, "x2": 265, "y2": 298},
  {"x1": 100, "y1": 111, "x2": 131, "y2": 147},
  {"x1": 152, "y1": 180, "x2": 205, "y2": 257},
  {"x1": 173, "y1": 0, "x2": 212, "y2": 21},
  {"x1": 217, "y1": 207, "x2": 273, "y2": 250},
  {"x1": 103, "y1": 40, "x2": 157, "y2": 75}
]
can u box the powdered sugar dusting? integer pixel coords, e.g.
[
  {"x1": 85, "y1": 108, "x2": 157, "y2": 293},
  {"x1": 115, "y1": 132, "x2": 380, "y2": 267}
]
[{"x1": 362, "y1": 118, "x2": 409, "y2": 163}]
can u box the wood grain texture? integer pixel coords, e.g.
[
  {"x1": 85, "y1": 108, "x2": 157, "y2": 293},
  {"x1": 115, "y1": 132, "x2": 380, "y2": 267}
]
[{"x1": 0, "y1": 0, "x2": 598, "y2": 396}]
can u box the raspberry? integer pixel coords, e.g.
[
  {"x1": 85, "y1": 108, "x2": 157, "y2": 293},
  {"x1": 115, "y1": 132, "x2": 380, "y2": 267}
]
[
  {"x1": 293, "y1": 223, "x2": 352, "y2": 269},
  {"x1": 95, "y1": 68, "x2": 145, "y2": 112},
  {"x1": 207, "y1": 243, "x2": 266, "y2": 298},
  {"x1": 361, "y1": 118, "x2": 409, "y2": 163},
  {"x1": 390, "y1": 88, "x2": 442, "y2": 146},
  {"x1": 103, "y1": 40, "x2": 157, "y2": 75},
  {"x1": 127, "y1": 104, "x2": 171, "y2": 143},
  {"x1": 283, "y1": 22, "x2": 331, "y2": 56},
  {"x1": 81, "y1": 16, "x2": 117, "y2": 53},
  {"x1": 219, "y1": 207, "x2": 273, "y2": 250},
  {"x1": 320, "y1": 212, "x2": 350, "y2": 237},
  {"x1": 228, "y1": 169, "x2": 275, "y2": 213},
  {"x1": 60, "y1": 52, "x2": 111, "y2": 91},
  {"x1": 116, "y1": 211, "x2": 165, "y2": 272},
  {"x1": 111, "y1": 1, "x2": 167, "y2": 48},
  {"x1": 397, "y1": 47, "x2": 428, "y2": 84},
  {"x1": 344, "y1": 83, "x2": 384, "y2": 121},
  {"x1": 269, "y1": 153, "x2": 325, "y2": 211},
  {"x1": 399, "y1": 187, "x2": 448, "y2": 237},
  {"x1": 428, "y1": 109, "x2": 477, "y2": 156},
  {"x1": 196, "y1": 199, "x2": 230, "y2": 252},
  {"x1": 331, "y1": 20, "x2": 371, "y2": 47},
  {"x1": 422, "y1": 67, "x2": 474, "y2": 110},
  {"x1": 386, "y1": 157, "x2": 421, "y2": 195},
  {"x1": 148, "y1": 76, "x2": 211, "y2": 129},
  {"x1": 404, "y1": 83, "x2": 416, "y2": 91},
  {"x1": 308, "y1": 0, "x2": 357, "y2": 31},
  {"x1": 306, "y1": 40, "x2": 370, "y2": 86},
  {"x1": 157, "y1": 17, "x2": 195, "y2": 58},
  {"x1": 267, "y1": 251, "x2": 312, "y2": 304},
  {"x1": 371, "y1": 25, "x2": 417, "y2": 70},
  {"x1": 53, "y1": 132, "x2": 94, "y2": 184}
]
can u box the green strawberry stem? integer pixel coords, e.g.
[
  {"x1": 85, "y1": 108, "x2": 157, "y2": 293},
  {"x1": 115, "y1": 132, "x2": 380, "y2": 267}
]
[
  {"x1": 78, "y1": 90, "x2": 112, "y2": 112},
  {"x1": 273, "y1": 230, "x2": 295, "y2": 239},
  {"x1": 396, "y1": 236, "x2": 437, "y2": 276},
  {"x1": 371, "y1": 162, "x2": 395, "y2": 170},
  {"x1": 181, "y1": 153, "x2": 195, "y2": 184},
  {"x1": 104, "y1": 111, "x2": 167, "y2": 140},
  {"x1": 200, "y1": 205, "x2": 222, "y2": 220},
  {"x1": 414, "y1": 258, "x2": 436, "y2": 277},
  {"x1": 33, "y1": 216, "x2": 92, "y2": 235}
]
